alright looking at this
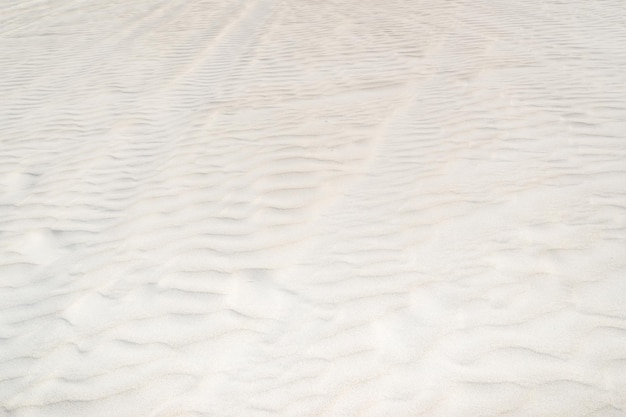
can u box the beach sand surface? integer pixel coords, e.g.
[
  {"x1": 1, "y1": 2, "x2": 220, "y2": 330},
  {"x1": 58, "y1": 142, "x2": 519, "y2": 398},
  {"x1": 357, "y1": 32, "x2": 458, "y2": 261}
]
[{"x1": 1, "y1": 0, "x2": 626, "y2": 416}]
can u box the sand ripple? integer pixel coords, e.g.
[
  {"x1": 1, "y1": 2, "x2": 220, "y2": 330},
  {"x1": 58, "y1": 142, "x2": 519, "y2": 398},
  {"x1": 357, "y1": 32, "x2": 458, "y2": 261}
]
[{"x1": 1, "y1": 0, "x2": 626, "y2": 416}]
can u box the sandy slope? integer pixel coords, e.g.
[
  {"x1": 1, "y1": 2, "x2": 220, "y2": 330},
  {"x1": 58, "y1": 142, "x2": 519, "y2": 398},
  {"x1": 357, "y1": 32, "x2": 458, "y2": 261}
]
[{"x1": 1, "y1": 0, "x2": 626, "y2": 416}]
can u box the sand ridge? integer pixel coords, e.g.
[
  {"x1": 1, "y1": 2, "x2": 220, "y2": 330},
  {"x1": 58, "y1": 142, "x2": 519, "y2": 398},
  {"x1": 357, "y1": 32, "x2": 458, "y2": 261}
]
[{"x1": 1, "y1": 0, "x2": 626, "y2": 416}]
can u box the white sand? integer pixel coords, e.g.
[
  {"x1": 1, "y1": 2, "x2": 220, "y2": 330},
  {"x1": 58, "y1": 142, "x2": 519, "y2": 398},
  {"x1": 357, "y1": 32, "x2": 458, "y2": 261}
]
[{"x1": 1, "y1": 0, "x2": 626, "y2": 416}]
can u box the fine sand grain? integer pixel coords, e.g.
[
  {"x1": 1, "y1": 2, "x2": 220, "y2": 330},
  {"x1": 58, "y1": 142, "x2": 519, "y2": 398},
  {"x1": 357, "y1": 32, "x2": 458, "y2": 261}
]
[{"x1": 1, "y1": 0, "x2": 626, "y2": 416}]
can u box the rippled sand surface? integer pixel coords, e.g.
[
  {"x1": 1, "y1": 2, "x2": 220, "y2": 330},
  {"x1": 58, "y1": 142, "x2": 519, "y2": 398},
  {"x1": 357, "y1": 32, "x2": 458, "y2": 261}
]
[{"x1": 1, "y1": 1, "x2": 626, "y2": 416}]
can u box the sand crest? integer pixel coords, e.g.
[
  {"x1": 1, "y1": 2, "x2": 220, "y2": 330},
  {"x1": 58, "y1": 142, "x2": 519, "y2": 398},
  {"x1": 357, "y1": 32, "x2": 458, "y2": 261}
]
[{"x1": 1, "y1": 0, "x2": 626, "y2": 416}]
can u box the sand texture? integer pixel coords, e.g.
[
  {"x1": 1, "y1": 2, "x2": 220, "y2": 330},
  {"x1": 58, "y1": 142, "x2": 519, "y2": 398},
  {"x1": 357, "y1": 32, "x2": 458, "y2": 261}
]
[{"x1": 1, "y1": 0, "x2": 626, "y2": 416}]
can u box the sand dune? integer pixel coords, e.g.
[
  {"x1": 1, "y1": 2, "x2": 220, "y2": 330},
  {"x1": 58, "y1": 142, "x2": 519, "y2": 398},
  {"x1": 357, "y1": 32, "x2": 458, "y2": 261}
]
[{"x1": 1, "y1": 0, "x2": 626, "y2": 416}]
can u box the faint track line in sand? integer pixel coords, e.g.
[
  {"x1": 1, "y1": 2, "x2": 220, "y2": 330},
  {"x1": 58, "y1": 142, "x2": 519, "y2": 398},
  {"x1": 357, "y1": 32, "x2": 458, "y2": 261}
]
[
  {"x1": 103, "y1": 0, "x2": 193, "y2": 47},
  {"x1": 164, "y1": 0, "x2": 275, "y2": 90},
  {"x1": 0, "y1": 0, "x2": 77, "y2": 37}
]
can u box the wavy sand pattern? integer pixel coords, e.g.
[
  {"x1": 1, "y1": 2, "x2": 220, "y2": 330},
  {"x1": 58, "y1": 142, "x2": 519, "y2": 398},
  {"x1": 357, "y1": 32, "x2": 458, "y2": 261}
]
[{"x1": 1, "y1": 0, "x2": 626, "y2": 416}]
